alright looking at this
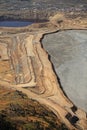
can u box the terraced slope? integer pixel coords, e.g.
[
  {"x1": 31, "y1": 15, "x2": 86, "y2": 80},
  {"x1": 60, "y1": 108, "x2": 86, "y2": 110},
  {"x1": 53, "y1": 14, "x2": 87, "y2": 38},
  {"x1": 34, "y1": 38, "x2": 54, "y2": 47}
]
[{"x1": 0, "y1": 13, "x2": 87, "y2": 129}]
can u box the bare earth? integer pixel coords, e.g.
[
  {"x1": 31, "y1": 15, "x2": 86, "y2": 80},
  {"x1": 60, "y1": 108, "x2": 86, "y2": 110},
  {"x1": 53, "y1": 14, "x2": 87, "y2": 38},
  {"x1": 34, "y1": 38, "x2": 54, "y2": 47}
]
[{"x1": 0, "y1": 13, "x2": 87, "y2": 129}]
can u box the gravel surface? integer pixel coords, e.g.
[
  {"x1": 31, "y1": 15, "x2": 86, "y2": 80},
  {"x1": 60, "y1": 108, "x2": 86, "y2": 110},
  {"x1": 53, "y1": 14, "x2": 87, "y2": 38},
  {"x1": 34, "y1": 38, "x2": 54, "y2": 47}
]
[{"x1": 42, "y1": 30, "x2": 87, "y2": 112}]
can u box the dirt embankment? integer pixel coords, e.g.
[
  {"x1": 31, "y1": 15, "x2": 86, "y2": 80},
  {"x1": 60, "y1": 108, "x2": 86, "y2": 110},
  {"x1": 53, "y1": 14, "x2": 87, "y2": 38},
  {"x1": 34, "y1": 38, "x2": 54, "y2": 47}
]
[{"x1": 0, "y1": 12, "x2": 87, "y2": 130}]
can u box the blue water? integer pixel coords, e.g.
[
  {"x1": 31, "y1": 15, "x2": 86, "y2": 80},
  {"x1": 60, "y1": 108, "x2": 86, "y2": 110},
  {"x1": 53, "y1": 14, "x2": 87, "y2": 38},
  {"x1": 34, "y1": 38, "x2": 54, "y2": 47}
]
[{"x1": 0, "y1": 21, "x2": 33, "y2": 27}]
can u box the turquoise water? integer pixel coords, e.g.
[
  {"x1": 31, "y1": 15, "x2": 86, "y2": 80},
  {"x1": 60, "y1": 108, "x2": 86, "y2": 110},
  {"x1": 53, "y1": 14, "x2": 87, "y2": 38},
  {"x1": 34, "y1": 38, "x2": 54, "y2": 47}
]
[{"x1": 0, "y1": 21, "x2": 33, "y2": 27}]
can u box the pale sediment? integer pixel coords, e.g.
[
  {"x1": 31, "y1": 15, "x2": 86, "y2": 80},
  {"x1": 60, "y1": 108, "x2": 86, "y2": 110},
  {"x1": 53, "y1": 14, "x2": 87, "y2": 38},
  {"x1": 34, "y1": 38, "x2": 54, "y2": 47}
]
[{"x1": 42, "y1": 30, "x2": 87, "y2": 112}]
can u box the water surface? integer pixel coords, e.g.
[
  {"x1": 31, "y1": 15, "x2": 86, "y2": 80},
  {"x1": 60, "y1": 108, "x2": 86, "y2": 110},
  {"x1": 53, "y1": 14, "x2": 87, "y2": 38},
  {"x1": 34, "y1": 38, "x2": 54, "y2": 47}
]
[{"x1": 0, "y1": 21, "x2": 33, "y2": 27}]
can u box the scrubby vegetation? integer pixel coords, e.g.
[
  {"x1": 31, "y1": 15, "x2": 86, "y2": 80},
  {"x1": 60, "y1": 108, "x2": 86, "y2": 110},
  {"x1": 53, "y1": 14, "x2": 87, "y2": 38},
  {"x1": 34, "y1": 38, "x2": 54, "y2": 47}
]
[{"x1": 0, "y1": 87, "x2": 68, "y2": 130}]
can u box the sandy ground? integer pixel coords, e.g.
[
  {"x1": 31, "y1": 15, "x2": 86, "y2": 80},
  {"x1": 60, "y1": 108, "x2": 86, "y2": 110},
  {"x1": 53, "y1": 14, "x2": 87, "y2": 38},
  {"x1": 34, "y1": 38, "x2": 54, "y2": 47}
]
[{"x1": 42, "y1": 30, "x2": 87, "y2": 112}]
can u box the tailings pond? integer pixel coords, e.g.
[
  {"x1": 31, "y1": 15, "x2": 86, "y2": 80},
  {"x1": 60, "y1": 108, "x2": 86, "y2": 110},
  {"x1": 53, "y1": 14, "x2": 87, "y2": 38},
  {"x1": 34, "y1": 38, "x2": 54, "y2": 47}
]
[
  {"x1": 42, "y1": 30, "x2": 87, "y2": 112},
  {"x1": 0, "y1": 21, "x2": 33, "y2": 27}
]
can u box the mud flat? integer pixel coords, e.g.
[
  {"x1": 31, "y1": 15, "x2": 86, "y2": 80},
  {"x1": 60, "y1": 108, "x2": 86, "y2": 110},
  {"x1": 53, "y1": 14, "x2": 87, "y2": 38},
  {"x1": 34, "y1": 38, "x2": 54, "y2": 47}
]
[{"x1": 42, "y1": 30, "x2": 87, "y2": 112}]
